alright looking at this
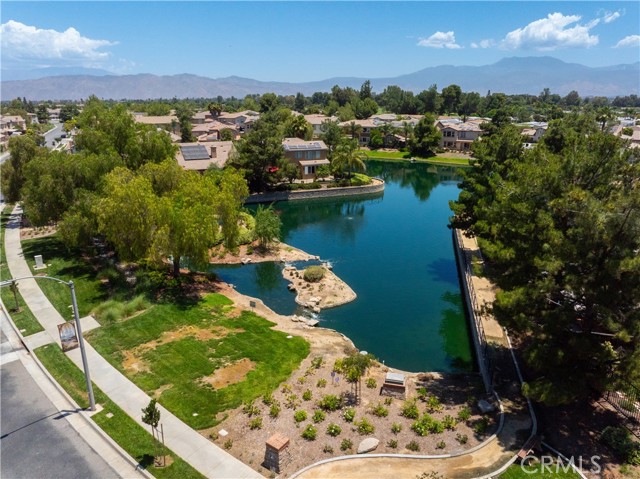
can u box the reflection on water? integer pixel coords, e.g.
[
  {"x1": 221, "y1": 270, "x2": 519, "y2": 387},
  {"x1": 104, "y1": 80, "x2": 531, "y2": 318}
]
[{"x1": 213, "y1": 161, "x2": 473, "y2": 373}]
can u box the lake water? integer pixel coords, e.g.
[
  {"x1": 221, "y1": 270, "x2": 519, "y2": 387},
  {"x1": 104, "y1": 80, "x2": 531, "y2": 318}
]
[{"x1": 211, "y1": 161, "x2": 474, "y2": 373}]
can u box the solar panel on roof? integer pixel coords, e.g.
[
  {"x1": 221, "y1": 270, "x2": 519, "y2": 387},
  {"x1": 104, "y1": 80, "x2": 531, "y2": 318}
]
[{"x1": 180, "y1": 145, "x2": 209, "y2": 161}]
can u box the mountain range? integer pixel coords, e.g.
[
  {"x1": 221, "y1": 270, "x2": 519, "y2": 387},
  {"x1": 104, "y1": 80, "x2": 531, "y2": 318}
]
[{"x1": 2, "y1": 57, "x2": 638, "y2": 101}]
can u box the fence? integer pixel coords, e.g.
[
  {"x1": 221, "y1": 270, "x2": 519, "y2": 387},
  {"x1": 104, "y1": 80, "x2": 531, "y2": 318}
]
[
  {"x1": 452, "y1": 229, "x2": 492, "y2": 393},
  {"x1": 605, "y1": 380, "x2": 640, "y2": 437}
]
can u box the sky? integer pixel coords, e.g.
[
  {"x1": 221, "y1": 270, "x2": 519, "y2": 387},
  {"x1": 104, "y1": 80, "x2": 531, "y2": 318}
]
[{"x1": 1, "y1": 1, "x2": 639, "y2": 83}]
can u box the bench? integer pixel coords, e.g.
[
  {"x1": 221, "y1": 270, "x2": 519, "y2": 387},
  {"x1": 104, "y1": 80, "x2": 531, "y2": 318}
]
[{"x1": 517, "y1": 435, "x2": 541, "y2": 460}]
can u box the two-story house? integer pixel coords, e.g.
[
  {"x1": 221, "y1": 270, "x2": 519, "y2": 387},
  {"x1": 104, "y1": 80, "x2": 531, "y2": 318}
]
[
  {"x1": 282, "y1": 138, "x2": 330, "y2": 180},
  {"x1": 303, "y1": 114, "x2": 339, "y2": 138},
  {"x1": 338, "y1": 119, "x2": 377, "y2": 147},
  {"x1": 435, "y1": 119, "x2": 484, "y2": 151},
  {"x1": 218, "y1": 110, "x2": 260, "y2": 133},
  {"x1": 175, "y1": 141, "x2": 235, "y2": 172}
]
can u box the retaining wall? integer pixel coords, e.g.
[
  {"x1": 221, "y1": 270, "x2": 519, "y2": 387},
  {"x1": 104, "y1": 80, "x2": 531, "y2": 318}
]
[{"x1": 244, "y1": 178, "x2": 384, "y2": 204}]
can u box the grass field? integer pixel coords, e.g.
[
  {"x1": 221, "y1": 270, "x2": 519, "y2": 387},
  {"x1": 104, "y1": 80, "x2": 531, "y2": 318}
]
[
  {"x1": 0, "y1": 205, "x2": 43, "y2": 335},
  {"x1": 35, "y1": 343, "x2": 204, "y2": 479},
  {"x1": 362, "y1": 150, "x2": 471, "y2": 166},
  {"x1": 87, "y1": 293, "x2": 310, "y2": 429},
  {"x1": 500, "y1": 462, "x2": 581, "y2": 478}
]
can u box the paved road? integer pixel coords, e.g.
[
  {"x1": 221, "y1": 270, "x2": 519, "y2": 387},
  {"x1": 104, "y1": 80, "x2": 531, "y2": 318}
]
[
  {"x1": 0, "y1": 325, "x2": 118, "y2": 479},
  {"x1": 44, "y1": 121, "x2": 64, "y2": 149}
]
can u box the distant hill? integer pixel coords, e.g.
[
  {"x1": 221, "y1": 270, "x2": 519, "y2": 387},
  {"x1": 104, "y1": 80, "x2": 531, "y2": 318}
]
[{"x1": 2, "y1": 57, "x2": 638, "y2": 101}]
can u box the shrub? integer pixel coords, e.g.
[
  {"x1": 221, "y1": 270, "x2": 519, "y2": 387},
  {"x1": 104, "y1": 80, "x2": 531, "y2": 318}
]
[
  {"x1": 326, "y1": 423, "x2": 342, "y2": 437},
  {"x1": 391, "y1": 423, "x2": 403, "y2": 434},
  {"x1": 297, "y1": 376, "x2": 306, "y2": 384},
  {"x1": 366, "y1": 378, "x2": 377, "y2": 389},
  {"x1": 384, "y1": 397, "x2": 393, "y2": 406},
  {"x1": 442, "y1": 415, "x2": 457, "y2": 430},
  {"x1": 281, "y1": 384, "x2": 292, "y2": 394},
  {"x1": 412, "y1": 414, "x2": 444, "y2": 436},
  {"x1": 312, "y1": 410, "x2": 326, "y2": 423},
  {"x1": 242, "y1": 402, "x2": 260, "y2": 417},
  {"x1": 370, "y1": 403, "x2": 389, "y2": 418},
  {"x1": 387, "y1": 439, "x2": 398, "y2": 449},
  {"x1": 311, "y1": 356, "x2": 324, "y2": 369},
  {"x1": 224, "y1": 439, "x2": 233, "y2": 450},
  {"x1": 302, "y1": 389, "x2": 313, "y2": 401},
  {"x1": 333, "y1": 358, "x2": 344, "y2": 373},
  {"x1": 285, "y1": 394, "x2": 300, "y2": 409},
  {"x1": 269, "y1": 403, "x2": 281, "y2": 418},
  {"x1": 294, "y1": 410, "x2": 308, "y2": 423},
  {"x1": 417, "y1": 387, "x2": 429, "y2": 401},
  {"x1": 426, "y1": 396, "x2": 443, "y2": 412},
  {"x1": 601, "y1": 426, "x2": 640, "y2": 465},
  {"x1": 473, "y1": 416, "x2": 491, "y2": 435},
  {"x1": 343, "y1": 407, "x2": 356, "y2": 422},
  {"x1": 318, "y1": 394, "x2": 342, "y2": 411},
  {"x1": 262, "y1": 391, "x2": 274, "y2": 406},
  {"x1": 340, "y1": 439, "x2": 353, "y2": 451},
  {"x1": 249, "y1": 417, "x2": 263, "y2": 430},
  {"x1": 407, "y1": 440, "x2": 420, "y2": 452},
  {"x1": 457, "y1": 406, "x2": 472, "y2": 423},
  {"x1": 301, "y1": 424, "x2": 317, "y2": 441},
  {"x1": 355, "y1": 418, "x2": 375, "y2": 435},
  {"x1": 401, "y1": 399, "x2": 420, "y2": 419},
  {"x1": 317, "y1": 378, "x2": 327, "y2": 388},
  {"x1": 436, "y1": 441, "x2": 446, "y2": 450},
  {"x1": 322, "y1": 444, "x2": 334, "y2": 454},
  {"x1": 455, "y1": 433, "x2": 468, "y2": 445},
  {"x1": 303, "y1": 266, "x2": 326, "y2": 283}
]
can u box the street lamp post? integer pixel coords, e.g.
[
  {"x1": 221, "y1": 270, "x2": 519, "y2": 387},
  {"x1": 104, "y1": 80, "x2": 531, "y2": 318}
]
[{"x1": 0, "y1": 275, "x2": 96, "y2": 411}]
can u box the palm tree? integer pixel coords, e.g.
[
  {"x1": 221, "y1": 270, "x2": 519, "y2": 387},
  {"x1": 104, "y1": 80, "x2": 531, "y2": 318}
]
[
  {"x1": 207, "y1": 102, "x2": 223, "y2": 118},
  {"x1": 333, "y1": 138, "x2": 366, "y2": 184},
  {"x1": 347, "y1": 121, "x2": 363, "y2": 141},
  {"x1": 402, "y1": 121, "x2": 413, "y2": 148},
  {"x1": 379, "y1": 122, "x2": 396, "y2": 148}
]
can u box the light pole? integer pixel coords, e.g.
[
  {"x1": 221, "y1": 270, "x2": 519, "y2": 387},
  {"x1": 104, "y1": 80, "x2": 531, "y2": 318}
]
[{"x1": 1, "y1": 275, "x2": 96, "y2": 411}]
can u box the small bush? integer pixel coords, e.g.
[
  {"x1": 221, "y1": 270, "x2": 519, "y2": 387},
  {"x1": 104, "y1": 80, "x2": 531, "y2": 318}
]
[
  {"x1": 311, "y1": 356, "x2": 324, "y2": 369},
  {"x1": 317, "y1": 378, "x2": 327, "y2": 388},
  {"x1": 333, "y1": 358, "x2": 344, "y2": 373},
  {"x1": 318, "y1": 394, "x2": 342, "y2": 411},
  {"x1": 262, "y1": 391, "x2": 274, "y2": 406},
  {"x1": 391, "y1": 423, "x2": 403, "y2": 434},
  {"x1": 601, "y1": 426, "x2": 640, "y2": 465},
  {"x1": 322, "y1": 444, "x2": 334, "y2": 454},
  {"x1": 269, "y1": 402, "x2": 281, "y2": 418},
  {"x1": 340, "y1": 439, "x2": 353, "y2": 451},
  {"x1": 455, "y1": 433, "x2": 468, "y2": 445},
  {"x1": 249, "y1": 417, "x2": 263, "y2": 430},
  {"x1": 401, "y1": 399, "x2": 420, "y2": 419},
  {"x1": 426, "y1": 396, "x2": 443, "y2": 412},
  {"x1": 242, "y1": 402, "x2": 260, "y2": 417},
  {"x1": 303, "y1": 266, "x2": 325, "y2": 283},
  {"x1": 281, "y1": 384, "x2": 292, "y2": 394},
  {"x1": 436, "y1": 441, "x2": 446, "y2": 450},
  {"x1": 343, "y1": 407, "x2": 356, "y2": 422},
  {"x1": 301, "y1": 424, "x2": 317, "y2": 441},
  {"x1": 297, "y1": 376, "x2": 306, "y2": 384},
  {"x1": 473, "y1": 416, "x2": 491, "y2": 435},
  {"x1": 302, "y1": 389, "x2": 313, "y2": 401},
  {"x1": 457, "y1": 406, "x2": 471, "y2": 423},
  {"x1": 285, "y1": 394, "x2": 300, "y2": 409},
  {"x1": 294, "y1": 410, "x2": 308, "y2": 423},
  {"x1": 412, "y1": 414, "x2": 444, "y2": 436},
  {"x1": 407, "y1": 440, "x2": 420, "y2": 452},
  {"x1": 387, "y1": 439, "x2": 398, "y2": 449},
  {"x1": 224, "y1": 439, "x2": 233, "y2": 449},
  {"x1": 442, "y1": 415, "x2": 457, "y2": 430},
  {"x1": 312, "y1": 410, "x2": 326, "y2": 423},
  {"x1": 370, "y1": 403, "x2": 389, "y2": 418},
  {"x1": 366, "y1": 378, "x2": 377, "y2": 389},
  {"x1": 384, "y1": 397, "x2": 393, "y2": 406},
  {"x1": 355, "y1": 418, "x2": 375, "y2": 435},
  {"x1": 417, "y1": 387, "x2": 429, "y2": 401},
  {"x1": 326, "y1": 423, "x2": 342, "y2": 437}
]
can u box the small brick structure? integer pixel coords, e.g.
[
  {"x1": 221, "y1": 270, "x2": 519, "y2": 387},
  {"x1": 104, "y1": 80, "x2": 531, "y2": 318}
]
[
  {"x1": 380, "y1": 372, "x2": 406, "y2": 399},
  {"x1": 263, "y1": 433, "x2": 291, "y2": 473}
]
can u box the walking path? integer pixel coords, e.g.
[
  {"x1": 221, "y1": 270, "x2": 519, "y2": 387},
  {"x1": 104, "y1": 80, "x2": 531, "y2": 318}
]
[{"x1": 4, "y1": 205, "x2": 262, "y2": 479}]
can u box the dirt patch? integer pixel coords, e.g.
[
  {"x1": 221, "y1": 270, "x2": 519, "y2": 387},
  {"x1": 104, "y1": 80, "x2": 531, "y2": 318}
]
[
  {"x1": 199, "y1": 358, "x2": 256, "y2": 389},
  {"x1": 20, "y1": 225, "x2": 57, "y2": 240},
  {"x1": 121, "y1": 325, "x2": 241, "y2": 373},
  {"x1": 210, "y1": 241, "x2": 317, "y2": 265},
  {"x1": 283, "y1": 266, "x2": 356, "y2": 311},
  {"x1": 151, "y1": 384, "x2": 173, "y2": 400}
]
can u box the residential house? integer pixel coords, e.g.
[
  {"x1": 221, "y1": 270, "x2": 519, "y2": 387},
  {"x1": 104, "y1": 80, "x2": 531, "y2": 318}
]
[
  {"x1": 218, "y1": 110, "x2": 260, "y2": 133},
  {"x1": 612, "y1": 124, "x2": 640, "y2": 149},
  {"x1": 134, "y1": 114, "x2": 179, "y2": 133},
  {"x1": 338, "y1": 119, "x2": 377, "y2": 147},
  {"x1": 175, "y1": 141, "x2": 235, "y2": 172},
  {"x1": 303, "y1": 114, "x2": 339, "y2": 138},
  {"x1": 282, "y1": 138, "x2": 330, "y2": 180},
  {"x1": 435, "y1": 118, "x2": 484, "y2": 151},
  {"x1": 191, "y1": 121, "x2": 239, "y2": 143},
  {"x1": 1, "y1": 115, "x2": 27, "y2": 132},
  {"x1": 521, "y1": 123, "x2": 548, "y2": 144}
]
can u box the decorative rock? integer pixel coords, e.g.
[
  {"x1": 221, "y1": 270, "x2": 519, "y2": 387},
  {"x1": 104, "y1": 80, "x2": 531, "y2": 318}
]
[
  {"x1": 241, "y1": 258, "x2": 252, "y2": 264},
  {"x1": 218, "y1": 429, "x2": 229, "y2": 437},
  {"x1": 357, "y1": 438, "x2": 379, "y2": 454},
  {"x1": 287, "y1": 284, "x2": 296, "y2": 291},
  {"x1": 312, "y1": 306, "x2": 321, "y2": 314},
  {"x1": 478, "y1": 399, "x2": 496, "y2": 414}
]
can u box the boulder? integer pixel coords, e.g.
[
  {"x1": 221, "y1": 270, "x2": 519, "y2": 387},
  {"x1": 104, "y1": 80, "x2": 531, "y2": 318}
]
[
  {"x1": 478, "y1": 399, "x2": 496, "y2": 414},
  {"x1": 357, "y1": 438, "x2": 379, "y2": 454}
]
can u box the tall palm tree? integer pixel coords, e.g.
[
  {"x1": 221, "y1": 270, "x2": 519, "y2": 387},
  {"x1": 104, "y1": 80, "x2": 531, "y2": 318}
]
[
  {"x1": 333, "y1": 138, "x2": 366, "y2": 184},
  {"x1": 379, "y1": 122, "x2": 396, "y2": 148},
  {"x1": 347, "y1": 121, "x2": 363, "y2": 141}
]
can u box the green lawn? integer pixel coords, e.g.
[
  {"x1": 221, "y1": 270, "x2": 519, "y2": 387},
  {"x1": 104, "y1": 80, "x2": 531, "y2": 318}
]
[
  {"x1": 87, "y1": 292, "x2": 310, "y2": 429},
  {"x1": 500, "y1": 462, "x2": 581, "y2": 478},
  {"x1": 423, "y1": 156, "x2": 472, "y2": 166},
  {"x1": 363, "y1": 150, "x2": 411, "y2": 160},
  {"x1": 35, "y1": 343, "x2": 204, "y2": 479},
  {"x1": 0, "y1": 205, "x2": 43, "y2": 335},
  {"x1": 362, "y1": 150, "x2": 471, "y2": 167}
]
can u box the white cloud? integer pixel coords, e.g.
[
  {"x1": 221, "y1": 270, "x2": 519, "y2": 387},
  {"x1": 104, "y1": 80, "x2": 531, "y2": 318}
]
[
  {"x1": 0, "y1": 20, "x2": 116, "y2": 67},
  {"x1": 417, "y1": 31, "x2": 462, "y2": 49},
  {"x1": 614, "y1": 35, "x2": 640, "y2": 48},
  {"x1": 603, "y1": 11, "x2": 621, "y2": 23},
  {"x1": 471, "y1": 39, "x2": 495, "y2": 49},
  {"x1": 502, "y1": 12, "x2": 599, "y2": 51}
]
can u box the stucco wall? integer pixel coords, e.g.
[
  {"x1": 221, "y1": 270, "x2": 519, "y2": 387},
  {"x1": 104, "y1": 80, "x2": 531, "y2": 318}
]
[{"x1": 245, "y1": 178, "x2": 385, "y2": 204}]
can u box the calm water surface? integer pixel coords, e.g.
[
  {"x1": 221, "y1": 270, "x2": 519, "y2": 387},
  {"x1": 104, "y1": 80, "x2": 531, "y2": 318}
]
[{"x1": 212, "y1": 161, "x2": 473, "y2": 373}]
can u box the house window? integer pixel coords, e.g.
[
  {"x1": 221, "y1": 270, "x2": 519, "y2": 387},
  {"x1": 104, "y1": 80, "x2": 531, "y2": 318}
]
[
  {"x1": 444, "y1": 130, "x2": 455, "y2": 137},
  {"x1": 459, "y1": 132, "x2": 466, "y2": 139},
  {"x1": 304, "y1": 166, "x2": 316, "y2": 175},
  {"x1": 295, "y1": 152, "x2": 303, "y2": 159}
]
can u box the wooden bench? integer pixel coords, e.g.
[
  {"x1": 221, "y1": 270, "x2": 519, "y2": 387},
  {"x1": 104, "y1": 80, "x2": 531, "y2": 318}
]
[{"x1": 517, "y1": 435, "x2": 541, "y2": 461}]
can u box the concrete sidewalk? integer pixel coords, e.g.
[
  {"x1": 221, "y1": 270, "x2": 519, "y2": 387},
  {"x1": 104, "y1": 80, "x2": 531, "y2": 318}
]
[{"x1": 4, "y1": 205, "x2": 262, "y2": 479}]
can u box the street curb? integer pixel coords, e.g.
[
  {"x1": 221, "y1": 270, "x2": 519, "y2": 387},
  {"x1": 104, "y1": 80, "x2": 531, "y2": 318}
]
[{"x1": 0, "y1": 299, "x2": 153, "y2": 479}]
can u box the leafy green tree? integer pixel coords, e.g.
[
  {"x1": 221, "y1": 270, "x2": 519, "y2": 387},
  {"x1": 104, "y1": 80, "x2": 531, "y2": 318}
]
[
  {"x1": 294, "y1": 92, "x2": 307, "y2": 112},
  {"x1": 220, "y1": 128, "x2": 235, "y2": 141},
  {"x1": 340, "y1": 353, "x2": 374, "y2": 405},
  {"x1": 207, "y1": 102, "x2": 223, "y2": 118},
  {"x1": 409, "y1": 115, "x2": 441, "y2": 156},
  {"x1": 359, "y1": 80, "x2": 372, "y2": 100},
  {"x1": 259, "y1": 93, "x2": 279, "y2": 113},
  {"x1": 450, "y1": 114, "x2": 640, "y2": 405},
  {"x1": 36, "y1": 104, "x2": 50, "y2": 123},
  {"x1": 254, "y1": 205, "x2": 281, "y2": 248},
  {"x1": 352, "y1": 98, "x2": 378, "y2": 120},
  {"x1": 1, "y1": 135, "x2": 46, "y2": 202},
  {"x1": 368, "y1": 129, "x2": 383, "y2": 150},
  {"x1": 320, "y1": 120, "x2": 343, "y2": 160},
  {"x1": 440, "y1": 84, "x2": 462, "y2": 114},
  {"x1": 213, "y1": 168, "x2": 249, "y2": 250},
  {"x1": 59, "y1": 103, "x2": 80, "y2": 122},
  {"x1": 284, "y1": 114, "x2": 312, "y2": 140},
  {"x1": 277, "y1": 158, "x2": 300, "y2": 184},
  {"x1": 417, "y1": 84, "x2": 441, "y2": 114}
]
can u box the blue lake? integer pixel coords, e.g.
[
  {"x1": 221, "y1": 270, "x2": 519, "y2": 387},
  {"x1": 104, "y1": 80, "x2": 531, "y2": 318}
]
[{"x1": 211, "y1": 161, "x2": 474, "y2": 373}]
